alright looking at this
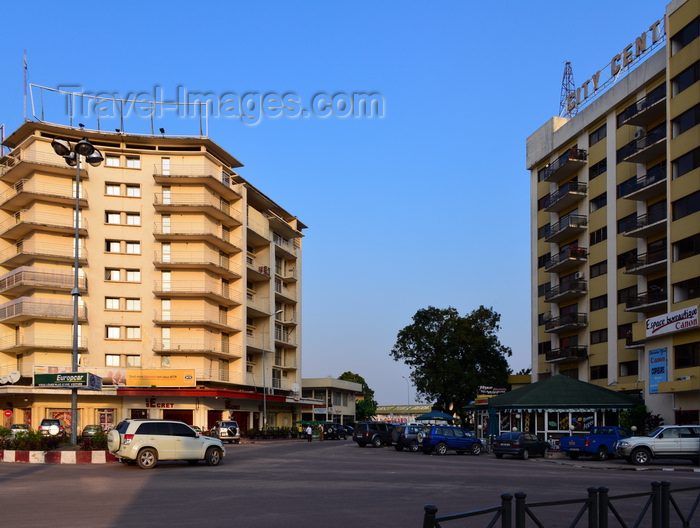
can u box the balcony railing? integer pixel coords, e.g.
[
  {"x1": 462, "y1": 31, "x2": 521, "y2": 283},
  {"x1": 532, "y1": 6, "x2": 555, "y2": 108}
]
[
  {"x1": 0, "y1": 179, "x2": 87, "y2": 211},
  {"x1": 153, "y1": 222, "x2": 243, "y2": 252},
  {"x1": 545, "y1": 312, "x2": 588, "y2": 333},
  {"x1": 0, "y1": 297, "x2": 86, "y2": 323},
  {"x1": 1, "y1": 147, "x2": 89, "y2": 183},
  {"x1": 545, "y1": 345, "x2": 588, "y2": 363},
  {"x1": 153, "y1": 250, "x2": 243, "y2": 278},
  {"x1": 153, "y1": 338, "x2": 243, "y2": 358},
  {"x1": 624, "y1": 248, "x2": 667, "y2": 275},
  {"x1": 247, "y1": 256, "x2": 272, "y2": 277},
  {"x1": 153, "y1": 309, "x2": 242, "y2": 331},
  {"x1": 543, "y1": 148, "x2": 588, "y2": 182},
  {"x1": 246, "y1": 293, "x2": 271, "y2": 314},
  {"x1": 625, "y1": 289, "x2": 667, "y2": 312},
  {"x1": 545, "y1": 215, "x2": 587, "y2": 243},
  {"x1": 247, "y1": 217, "x2": 271, "y2": 241},
  {"x1": 0, "y1": 210, "x2": 87, "y2": 240},
  {"x1": 274, "y1": 329, "x2": 297, "y2": 346},
  {"x1": 274, "y1": 282, "x2": 297, "y2": 301},
  {"x1": 544, "y1": 182, "x2": 587, "y2": 213},
  {"x1": 545, "y1": 278, "x2": 587, "y2": 303},
  {"x1": 617, "y1": 86, "x2": 666, "y2": 127},
  {"x1": 618, "y1": 125, "x2": 666, "y2": 164},
  {"x1": 273, "y1": 233, "x2": 300, "y2": 257},
  {"x1": 0, "y1": 266, "x2": 87, "y2": 295},
  {"x1": 153, "y1": 280, "x2": 242, "y2": 305},
  {"x1": 545, "y1": 247, "x2": 588, "y2": 273},
  {"x1": 154, "y1": 192, "x2": 243, "y2": 224},
  {"x1": 622, "y1": 206, "x2": 667, "y2": 238},
  {"x1": 246, "y1": 333, "x2": 273, "y2": 351},
  {"x1": 152, "y1": 164, "x2": 242, "y2": 199},
  {"x1": 622, "y1": 165, "x2": 667, "y2": 201},
  {"x1": 0, "y1": 332, "x2": 87, "y2": 351}
]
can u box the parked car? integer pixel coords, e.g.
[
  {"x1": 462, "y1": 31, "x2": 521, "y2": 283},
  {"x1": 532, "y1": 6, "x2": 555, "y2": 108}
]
[
  {"x1": 614, "y1": 425, "x2": 700, "y2": 466},
  {"x1": 492, "y1": 432, "x2": 549, "y2": 460},
  {"x1": 417, "y1": 425, "x2": 483, "y2": 455},
  {"x1": 352, "y1": 422, "x2": 395, "y2": 447},
  {"x1": 81, "y1": 425, "x2": 102, "y2": 438},
  {"x1": 191, "y1": 426, "x2": 203, "y2": 434},
  {"x1": 559, "y1": 426, "x2": 631, "y2": 461},
  {"x1": 323, "y1": 423, "x2": 348, "y2": 440},
  {"x1": 38, "y1": 419, "x2": 67, "y2": 438},
  {"x1": 208, "y1": 420, "x2": 241, "y2": 444},
  {"x1": 107, "y1": 419, "x2": 225, "y2": 469},
  {"x1": 10, "y1": 424, "x2": 30, "y2": 437},
  {"x1": 392, "y1": 424, "x2": 426, "y2": 452}
]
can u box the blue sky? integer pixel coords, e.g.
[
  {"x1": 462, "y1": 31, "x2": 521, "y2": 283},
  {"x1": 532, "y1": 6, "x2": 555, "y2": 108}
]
[{"x1": 0, "y1": 1, "x2": 668, "y2": 405}]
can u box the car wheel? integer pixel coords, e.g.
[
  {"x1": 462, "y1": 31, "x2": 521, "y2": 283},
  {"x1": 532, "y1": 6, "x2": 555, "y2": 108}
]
[
  {"x1": 137, "y1": 448, "x2": 158, "y2": 470},
  {"x1": 596, "y1": 447, "x2": 608, "y2": 462},
  {"x1": 394, "y1": 444, "x2": 403, "y2": 451},
  {"x1": 409, "y1": 440, "x2": 420, "y2": 452},
  {"x1": 495, "y1": 453, "x2": 503, "y2": 459},
  {"x1": 470, "y1": 443, "x2": 482, "y2": 456},
  {"x1": 631, "y1": 447, "x2": 651, "y2": 466},
  {"x1": 521, "y1": 449, "x2": 530, "y2": 460},
  {"x1": 205, "y1": 447, "x2": 223, "y2": 466},
  {"x1": 372, "y1": 436, "x2": 383, "y2": 448},
  {"x1": 568, "y1": 452, "x2": 580, "y2": 460},
  {"x1": 436, "y1": 442, "x2": 448, "y2": 455}
]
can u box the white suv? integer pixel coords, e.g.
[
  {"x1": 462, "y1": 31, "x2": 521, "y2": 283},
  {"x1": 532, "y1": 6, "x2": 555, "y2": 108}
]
[
  {"x1": 107, "y1": 419, "x2": 225, "y2": 469},
  {"x1": 615, "y1": 425, "x2": 700, "y2": 466},
  {"x1": 209, "y1": 420, "x2": 241, "y2": 444}
]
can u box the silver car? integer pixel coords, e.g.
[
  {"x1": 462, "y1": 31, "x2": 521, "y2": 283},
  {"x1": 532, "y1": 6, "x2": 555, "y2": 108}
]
[
  {"x1": 107, "y1": 419, "x2": 225, "y2": 469},
  {"x1": 615, "y1": 425, "x2": 700, "y2": 466}
]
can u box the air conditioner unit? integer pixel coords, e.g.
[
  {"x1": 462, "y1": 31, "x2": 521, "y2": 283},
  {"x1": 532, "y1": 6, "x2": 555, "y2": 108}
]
[
  {"x1": 574, "y1": 272, "x2": 584, "y2": 280},
  {"x1": 634, "y1": 129, "x2": 645, "y2": 140}
]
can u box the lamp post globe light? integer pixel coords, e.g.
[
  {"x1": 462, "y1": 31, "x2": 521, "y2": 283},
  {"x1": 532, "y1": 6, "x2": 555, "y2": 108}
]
[{"x1": 51, "y1": 136, "x2": 103, "y2": 445}]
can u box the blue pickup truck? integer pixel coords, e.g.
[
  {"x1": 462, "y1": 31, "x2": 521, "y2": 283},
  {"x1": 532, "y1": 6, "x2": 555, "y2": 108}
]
[{"x1": 559, "y1": 426, "x2": 632, "y2": 461}]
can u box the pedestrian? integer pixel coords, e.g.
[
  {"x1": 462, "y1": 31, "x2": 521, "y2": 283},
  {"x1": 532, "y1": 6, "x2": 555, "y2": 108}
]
[
  {"x1": 318, "y1": 424, "x2": 324, "y2": 442},
  {"x1": 305, "y1": 424, "x2": 313, "y2": 442}
]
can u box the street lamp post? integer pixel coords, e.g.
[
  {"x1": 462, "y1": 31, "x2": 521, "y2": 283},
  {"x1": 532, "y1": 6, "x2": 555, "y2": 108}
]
[
  {"x1": 51, "y1": 137, "x2": 103, "y2": 445},
  {"x1": 263, "y1": 309, "x2": 283, "y2": 429},
  {"x1": 401, "y1": 376, "x2": 410, "y2": 406}
]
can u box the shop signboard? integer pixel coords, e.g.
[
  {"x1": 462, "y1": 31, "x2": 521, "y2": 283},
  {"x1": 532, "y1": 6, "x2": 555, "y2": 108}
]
[
  {"x1": 649, "y1": 347, "x2": 667, "y2": 394},
  {"x1": 34, "y1": 372, "x2": 102, "y2": 390}
]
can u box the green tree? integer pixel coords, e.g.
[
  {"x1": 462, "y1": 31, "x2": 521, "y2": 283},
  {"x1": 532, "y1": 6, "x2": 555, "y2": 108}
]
[
  {"x1": 338, "y1": 371, "x2": 377, "y2": 421},
  {"x1": 390, "y1": 306, "x2": 511, "y2": 424}
]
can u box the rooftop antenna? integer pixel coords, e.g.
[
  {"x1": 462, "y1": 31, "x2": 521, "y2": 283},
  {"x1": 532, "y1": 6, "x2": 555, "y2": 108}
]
[
  {"x1": 0, "y1": 123, "x2": 5, "y2": 157},
  {"x1": 559, "y1": 61, "x2": 577, "y2": 118},
  {"x1": 23, "y1": 50, "x2": 28, "y2": 122}
]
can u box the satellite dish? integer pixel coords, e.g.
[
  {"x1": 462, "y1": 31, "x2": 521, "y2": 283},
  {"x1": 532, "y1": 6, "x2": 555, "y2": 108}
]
[
  {"x1": 0, "y1": 375, "x2": 8, "y2": 385},
  {"x1": 291, "y1": 383, "x2": 300, "y2": 399},
  {"x1": 8, "y1": 370, "x2": 20, "y2": 383},
  {"x1": 543, "y1": 312, "x2": 552, "y2": 322}
]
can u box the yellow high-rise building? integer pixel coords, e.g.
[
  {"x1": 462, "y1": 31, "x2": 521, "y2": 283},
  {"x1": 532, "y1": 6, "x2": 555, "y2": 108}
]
[
  {"x1": 0, "y1": 120, "x2": 305, "y2": 433},
  {"x1": 527, "y1": 0, "x2": 699, "y2": 424}
]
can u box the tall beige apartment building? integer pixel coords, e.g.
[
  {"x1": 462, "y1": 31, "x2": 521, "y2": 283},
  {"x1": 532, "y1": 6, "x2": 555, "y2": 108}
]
[
  {"x1": 527, "y1": 0, "x2": 699, "y2": 424},
  {"x1": 0, "y1": 120, "x2": 305, "y2": 432}
]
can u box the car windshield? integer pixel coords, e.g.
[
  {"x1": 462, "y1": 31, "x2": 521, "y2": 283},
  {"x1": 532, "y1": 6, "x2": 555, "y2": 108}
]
[{"x1": 646, "y1": 427, "x2": 664, "y2": 437}]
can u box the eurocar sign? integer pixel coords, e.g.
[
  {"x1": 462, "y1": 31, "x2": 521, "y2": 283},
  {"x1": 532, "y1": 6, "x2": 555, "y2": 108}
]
[{"x1": 34, "y1": 372, "x2": 103, "y2": 390}]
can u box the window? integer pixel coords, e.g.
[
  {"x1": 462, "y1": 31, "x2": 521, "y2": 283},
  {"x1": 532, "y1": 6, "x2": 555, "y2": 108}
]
[
  {"x1": 161, "y1": 355, "x2": 171, "y2": 368},
  {"x1": 105, "y1": 298, "x2": 119, "y2": 310},
  {"x1": 106, "y1": 184, "x2": 120, "y2": 195},
  {"x1": 673, "y1": 148, "x2": 700, "y2": 180},
  {"x1": 590, "y1": 260, "x2": 607, "y2": 278},
  {"x1": 674, "y1": 233, "x2": 700, "y2": 261},
  {"x1": 672, "y1": 190, "x2": 700, "y2": 220},
  {"x1": 673, "y1": 276, "x2": 699, "y2": 303},
  {"x1": 126, "y1": 213, "x2": 141, "y2": 226},
  {"x1": 537, "y1": 166, "x2": 548, "y2": 182},
  {"x1": 589, "y1": 158, "x2": 607, "y2": 181},
  {"x1": 538, "y1": 282, "x2": 551, "y2": 297},
  {"x1": 672, "y1": 62, "x2": 700, "y2": 96},
  {"x1": 590, "y1": 192, "x2": 607, "y2": 213},
  {"x1": 105, "y1": 268, "x2": 120, "y2": 281},
  {"x1": 126, "y1": 185, "x2": 141, "y2": 197},
  {"x1": 672, "y1": 105, "x2": 700, "y2": 138},
  {"x1": 590, "y1": 295, "x2": 608, "y2": 311},
  {"x1": 106, "y1": 240, "x2": 120, "y2": 253},
  {"x1": 671, "y1": 17, "x2": 699, "y2": 55},
  {"x1": 126, "y1": 298, "x2": 141, "y2": 311},
  {"x1": 590, "y1": 226, "x2": 607, "y2": 246},
  {"x1": 538, "y1": 193, "x2": 550, "y2": 211},
  {"x1": 126, "y1": 156, "x2": 141, "y2": 169},
  {"x1": 617, "y1": 285, "x2": 638, "y2": 305},
  {"x1": 617, "y1": 249, "x2": 637, "y2": 269},
  {"x1": 617, "y1": 213, "x2": 637, "y2": 234},
  {"x1": 126, "y1": 327, "x2": 142, "y2": 340},
  {"x1": 590, "y1": 365, "x2": 608, "y2": 380},
  {"x1": 591, "y1": 328, "x2": 608, "y2": 344},
  {"x1": 126, "y1": 269, "x2": 141, "y2": 282},
  {"x1": 619, "y1": 360, "x2": 638, "y2": 377},
  {"x1": 675, "y1": 342, "x2": 700, "y2": 369},
  {"x1": 537, "y1": 223, "x2": 551, "y2": 240},
  {"x1": 106, "y1": 354, "x2": 120, "y2": 367},
  {"x1": 126, "y1": 354, "x2": 141, "y2": 366},
  {"x1": 617, "y1": 176, "x2": 637, "y2": 198},
  {"x1": 618, "y1": 322, "x2": 633, "y2": 341},
  {"x1": 538, "y1": 341, "x2": 551, "y2": 356},
  {"x1": 126, "y1": 241, "x2": 140, "y2": 254},
  {"x1": 105, "y1": 155, "x2": 120, "y2": 167},
  {"x1": 589, "y1": 123, "x2": 606, "y2": 146},
  {"x1": 537, "y1": 253, "x2": 550, "y2": 269},
  {"x1": 106, "y1": 326, "x2": 120, "y2": 339},
  {"x1": 105, "y1": 212, "x2": 120, "y2": 224}
]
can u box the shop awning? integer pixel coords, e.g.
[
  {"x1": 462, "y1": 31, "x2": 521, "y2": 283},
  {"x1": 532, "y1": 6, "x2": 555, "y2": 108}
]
[{"x1": 486, "y1": 375, "x2": 643, "y2": 412}]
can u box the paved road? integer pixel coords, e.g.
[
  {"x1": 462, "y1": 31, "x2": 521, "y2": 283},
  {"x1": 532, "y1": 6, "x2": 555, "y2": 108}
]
[{"x1": 1, "y1": 440, "x2": 698, "y2": 527}]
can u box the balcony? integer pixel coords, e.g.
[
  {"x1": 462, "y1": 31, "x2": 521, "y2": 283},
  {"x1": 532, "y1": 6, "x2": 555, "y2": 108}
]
[
  {"x1": 154, "y1": 192, "x2": 243, "y2": 225},
  {"x1": 622, "y1": 207, "x2": 667, "y2": 238},
  {"x1": 0, "y1": 241, "x2": 87, "y2": 267},
  {"x1": 0, "y1": 210, "x2": 87, "y2": 241},
  {"x1": 0, "y1": 179, "x2": 87, "y2": 212},
  {"x1": 544, "y1": 182, "x2": 587, "y2": 213},
  {"x1": 246, "y1": 333, "x2": 273, "y2": 352},
  {"x1": 274, "y1": 329, "x2": 297, "y2": 347},
  {"x1": 0, "y1": 266, "x2": 87, "y2": 296},
  {"x1": 153, "y1": 280, "x2": 242, "y2": 306},
  {"x1": 543, "y1": 148, "x2": 588, "y2": 183},
  {"x1": 0, "y1": 332, "x2": 87, "y2": 353},
  {"x1": 625, "y1": 289, "x2": 667, "y2": 313},
  {"x1": 276, "y1": 265, "x2": 298, "y2": 282},
  {"x1": 545, "y1": 345, "x2": 588, "y2": 363},
  {"x1": 1, "y1": 148, "x2": 89, "y2": 184},
  {"x1": 153, "y1": 250, "x2": 243, "y2": 279},
  {"x1": 618, "y1": 126, "x2": 666, "y2": 164},
  {"x1": 246, "y1": 293, "x2": 271, "y2": 316},
  {"x1": 274, "y1": 281, "x2": 297, "y2": 302},
  {"x1": 617, "y1": 86, "x2": 666, "y2": 128},
  {"x1": 545, "y1": 312, "x2": 588, "y2": 333},
  {"x1": 153, "y1": 222, "x2": 242, "y2": 253},
  {"x1": 247, "y1": 256, "x2": 272, "y2": 280},
  {"x1": 622, "y1": 165, "x2": 667, "y2": 202},
  {"x1": 545, "y1": 278, "x2": 587, "y2": 303},
  {"x1": 273, "y1": 233, "x2": 300, "y2": 258},
  {"x1": 625, "y1": 333, "x2": 645, "y2": 349},
  {"x1": 153, "y1": 309, "x2": 242, "y2": 332},
  {"x1": 624, "y1": 248, "x2": 667, "y2": 275},
  {"x1": 544, "y1": 215, "x2": 587, "y2": 244},
  {"x1": 153, "y1": 338, "x2": 243, "y2": 359},
  {"x1": 153, "y1": 164, "x2": 242, "y2": 201},
  {"x1": 545, "y1": 247, "x2": 588, "y2": 273},
  {"x1": 267, "y1": 210, "x2": 303, "y2": 239},
  {"x1": 246, "y1": 218, "x2": 271, "y2": 246},
  {"x1": 0, "y1": 297, "x2": 86, "y2": 324}
]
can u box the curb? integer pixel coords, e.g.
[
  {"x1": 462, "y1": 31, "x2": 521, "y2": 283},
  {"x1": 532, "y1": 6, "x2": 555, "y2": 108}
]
[
  {"x1": 0, "y1": 450, "x2": 118, "y2": 464},
  {"x1": 538, "y1": 455, "x2": 700, "y2": 472}
]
